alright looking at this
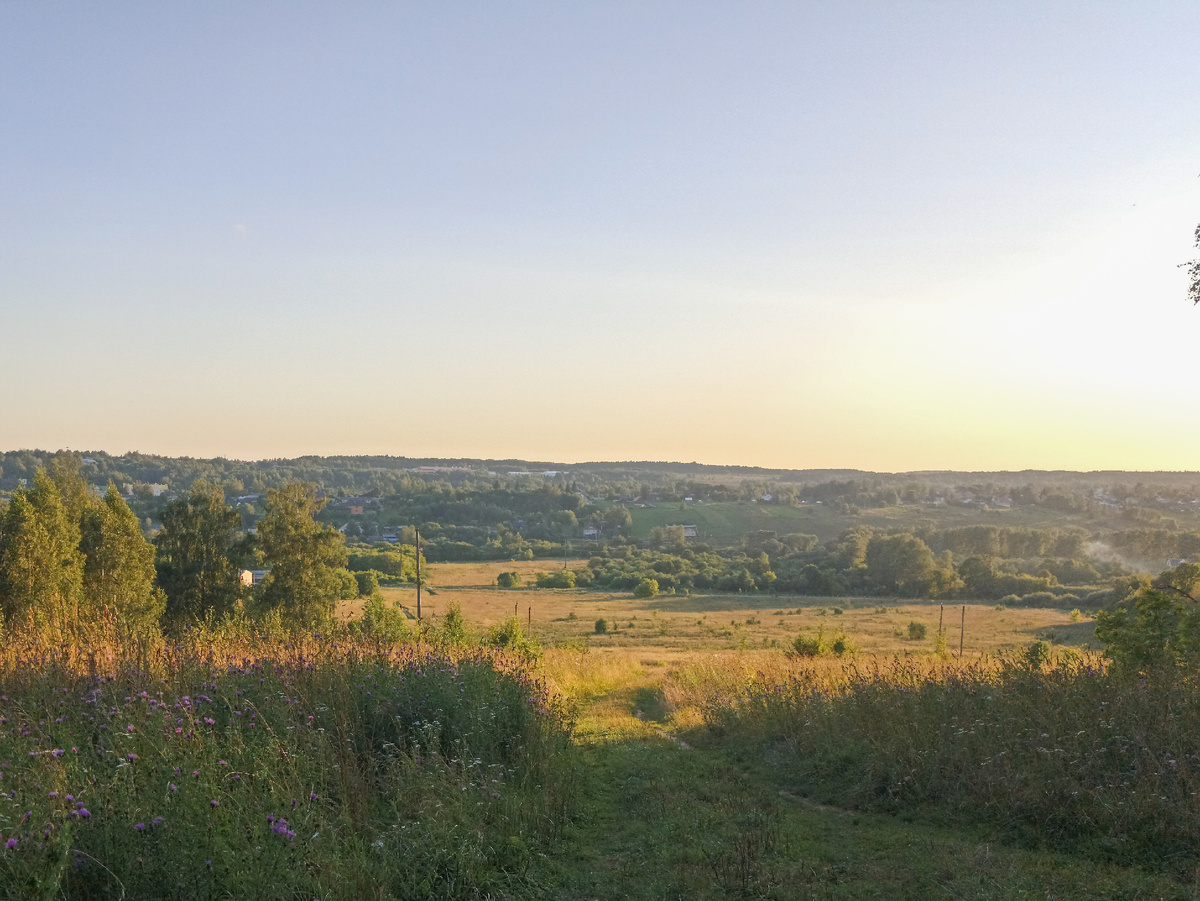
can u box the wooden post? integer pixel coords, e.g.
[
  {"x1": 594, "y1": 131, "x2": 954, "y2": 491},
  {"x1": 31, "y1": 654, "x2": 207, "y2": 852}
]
[
  {"x1": 960, "y1": 605, "x2": 965, "y2": 657},
  {"x1": 527, "y1": 606, "x2": 531, "y2": 630},
  {"x1": 415, "y1": 527, "x2": 421, "y2": 623}
]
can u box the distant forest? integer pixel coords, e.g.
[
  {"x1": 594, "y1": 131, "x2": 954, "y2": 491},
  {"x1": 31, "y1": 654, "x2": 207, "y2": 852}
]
[{"x1": 3, "y1": 449, "x2": 1200, "y2": 623}]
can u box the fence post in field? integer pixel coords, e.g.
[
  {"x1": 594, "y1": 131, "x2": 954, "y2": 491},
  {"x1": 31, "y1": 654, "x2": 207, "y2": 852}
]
[
  {"x1": 528, "y1": 606, "x2": 531, "y2": 630},
  {"x1": 960, "y1": 605, "x2": 965, "y2": 657},
  {"x1": 415, "y1": 527, "x2": 421, "y2": 626}
]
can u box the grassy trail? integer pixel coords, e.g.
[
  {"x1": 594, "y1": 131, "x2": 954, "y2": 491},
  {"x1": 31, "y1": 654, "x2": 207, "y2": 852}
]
[{"x1": 535, "y1": 678, "x2": 1191, "y2": 900}]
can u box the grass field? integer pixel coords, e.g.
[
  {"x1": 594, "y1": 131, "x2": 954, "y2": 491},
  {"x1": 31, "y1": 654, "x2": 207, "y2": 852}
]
[
  {"x1": 350, "y1": 560, "x2": 1095, "y2": 657},
  {"x1": 10, "y1": 561, "x2": 1181, "y2": 899}
]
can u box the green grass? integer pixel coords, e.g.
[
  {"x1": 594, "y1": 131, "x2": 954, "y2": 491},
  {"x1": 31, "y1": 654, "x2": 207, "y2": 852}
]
[
  {"x1": 0, "y1": 630, "x2": 572, "y2": 900},
  {"x1": 533, "y1": 676, "x2": 1190, "y2": 900}
]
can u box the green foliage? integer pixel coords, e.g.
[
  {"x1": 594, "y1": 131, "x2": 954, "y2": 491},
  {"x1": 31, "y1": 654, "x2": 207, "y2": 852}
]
[
  {"x1": 0, "y1": 633, "x2": 571, "y2": 899},
  {"x1": 703, "y1": 655, "x2": 1200, "y2": 874},
  {"x1": 594, "y1": 617, "x2": 608, "y2": 634},
  {"x1": 535, "y1": 570, "x2": 576, "y2": 589},
  {"x1": 155, "y1": 480, "x2": 245, "y2": 627},
  {"x1": 485, "y1": 615, "x2": 540, "y2": 657},
  {"x1": 346, "y1": 546, "x2": 422, "y2": 582},
  {"x1": 353, "y1": 570, "x2": 379, "y2": 597},
  {"x1": 863, "y1": 533, "x2": 938, "y2": 597},
  {"x1": 0, "y1": 470, "x2": 84, "y2": 637},
  {"x1": 1025, "y1": 640, "x2": 1051, "y2": 667},
  {"x1": 357, "y1": 594, "x2": 411, "y2": 641},
  {"x1": 1094, "y1": 576, "x2": 1200, "y2": 674},
  {"x1": 907, "y1": 621, "x2": 927, "y2": 640},
  {"x1": 80, "y1": 485, "x2": 164, "y2": 636},
  {"x1": 496, "y1": 570, "x2": 521, "y2": 588},
  {"x1": 432, "y1": 602, "x2": 471, "y2": 646},
  {"x1": 633, "y1": 577, "x2": 659, "y2": 598},
  {"x1": 791, "y1": 627, "x2": 851, "y2": 656},
  {"x1": 255, "y1": 482, "x2": 349, "y2": 629}
]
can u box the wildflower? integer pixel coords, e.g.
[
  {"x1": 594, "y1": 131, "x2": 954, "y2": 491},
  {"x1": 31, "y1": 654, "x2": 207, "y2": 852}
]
[
  {"x1": 217, "y1": 760, "x2": 227, "y2": 766},
  {"x1": 48, "y1": 792, "x2": 58, "y2": 798},
  {"x1": 5, "y1": 838, "x2": 16, "y2": 849},
  {"x1": 135, "y1": 823, "x2": 146, "y2": 831},
  {"x1": 52, "y1": 749, "x2": 65, "y2": 758},
  {"x1": 169, "y1": 783, "x2": 177, "y2": 792},
  {"x1": 154, "y1": 817, "x2": 164, "y2": 826},
  {"x1": 210, "y1": 799, "x2": 219, "y2": 807},
  {"x1": 127, "y1": 753, "x2": 138, "y2": 761}
]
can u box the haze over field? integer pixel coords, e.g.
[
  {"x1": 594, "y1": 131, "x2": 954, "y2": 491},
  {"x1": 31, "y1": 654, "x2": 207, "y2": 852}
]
[{"x1": 2, "y1": 3, "x2": 1199, "y2": 470}]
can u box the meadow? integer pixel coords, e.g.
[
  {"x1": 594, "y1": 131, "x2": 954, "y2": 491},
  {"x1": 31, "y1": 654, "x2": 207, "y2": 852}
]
[
  {"x1": 0, "y1": 625, "x2": 572, "y2": 900},
  {"x1": 2, "y1": 559, "x2": 1194, "y2": 899}
]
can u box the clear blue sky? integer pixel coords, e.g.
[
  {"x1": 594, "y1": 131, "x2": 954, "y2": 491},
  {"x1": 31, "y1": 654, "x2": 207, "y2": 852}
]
[{"x1": 2, "y1": 3, "x2": 1198, "y2": 470}]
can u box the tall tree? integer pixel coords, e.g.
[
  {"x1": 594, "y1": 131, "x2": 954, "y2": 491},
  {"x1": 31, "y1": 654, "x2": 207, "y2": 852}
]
[
  {"x1": 81, "y1": 484, "x2": 164, "y2": 634},
  {"x1": 48, "y1": 451, "x2": 91, "y2": 530},
  {"x1": 1187, "y1": 223, "x2": 1200, "y2": 306},
  {"x1": 256, "y1": 481, "x2": 348, "y2": 628},
  {"x1": 155, "y1": 480, "x2": 245, "y2": 627},
  {"x1": 0, "y1": 470, "x2": 84, "y2": 636}
]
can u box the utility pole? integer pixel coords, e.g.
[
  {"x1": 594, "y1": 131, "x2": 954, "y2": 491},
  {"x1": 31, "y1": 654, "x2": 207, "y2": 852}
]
[{"x1": 415, "y1": 527, "x2": 421, "y2": 623}]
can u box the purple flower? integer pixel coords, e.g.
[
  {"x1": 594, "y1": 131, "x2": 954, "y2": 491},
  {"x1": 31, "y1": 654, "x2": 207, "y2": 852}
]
[
  {"x1": 52, "y1": 749, "x2": 65, "y2": 758},
  {"x1": 169, "y1": 783, "x2": 177, "y2": 792},
  {"x1": 48, "y1": 792, "x2": 58, "y2": 798},
  {"x1": 153, "y1": 817, "x2": 164, "y2": 826},
  {"x1": 135, "y1": 823, "x2": 145, "y2": 831},
  {"x1": 5, "y1": 838, "x2": 16, "y2": 849},
  {"x1": 210, "y1": 799, "x2": 219, "y2": 807},
  {"x1": 127, "y1": 753, "x2": 138, "y2": 761}
]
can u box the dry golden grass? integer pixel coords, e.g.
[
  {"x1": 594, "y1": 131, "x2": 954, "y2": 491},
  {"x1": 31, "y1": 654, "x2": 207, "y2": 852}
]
[{"x1": 339, "y1": 563, "x2": 1096, "y2": 658}]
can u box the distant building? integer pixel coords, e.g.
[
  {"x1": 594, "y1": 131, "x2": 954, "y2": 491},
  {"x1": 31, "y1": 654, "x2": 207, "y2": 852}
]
[
  {"x1": 348, "y1": 505, "x2": 365, "y2": 515},
  {"x1": 582, "y1": 527, "x2": 600, "y2": 539},
  {"x1": 238, "y1": 569, "x2": 268, "y2": 587},
  {"x1": 683, "y1": 525, "x2": 698, "y2": 539}
]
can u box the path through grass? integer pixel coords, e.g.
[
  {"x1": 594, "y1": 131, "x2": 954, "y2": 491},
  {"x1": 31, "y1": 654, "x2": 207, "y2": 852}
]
[{"x1": 535, "y1": 658, "x2": 1192, "y2": 900}]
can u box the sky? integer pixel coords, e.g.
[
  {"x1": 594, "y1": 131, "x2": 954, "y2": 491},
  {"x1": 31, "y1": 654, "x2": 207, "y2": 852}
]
[{"x1": 2, "y1": 2, "x2": 1199, "y2": 472}]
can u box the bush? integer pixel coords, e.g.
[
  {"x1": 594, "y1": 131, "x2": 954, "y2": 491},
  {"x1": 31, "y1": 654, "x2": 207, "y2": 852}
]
[
  {"x1": 633, "y1": 578, "x2": 660, "y2": 599},
  {"x1": 353, "y1": 570, "x2": 379, "y2": 597},
  {"x1": 358, "y1": 594, "x2": 410, "y2": 642},
  {"x1": 485, "y1": 615, "x2": 540, "y2": 658},
  {"x1": 907, "y1": 621, "x2": 927, "y2": 640},
  {"x1": 535, "y1": 570, "x2": 576, "y2": 589},
  {"x1": 594, "y1": 618, "x2": 608, "y2": 634},
  {"x1": 496, "y1": 571, "x2": 521, "y2": 588}
]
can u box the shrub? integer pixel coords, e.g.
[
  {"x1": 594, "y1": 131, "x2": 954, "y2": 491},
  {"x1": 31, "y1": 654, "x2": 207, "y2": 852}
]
[
  {"x1": 358, "y1": 594, "x2": 410, "y2": 642},
  {"x1": 496, "y1": 571, "x2": 521, "y2": 588},
  {"x1": 907, "y1": 621, "x2": 927, "y2": 640},
  {"x1": 353, "y1": 570, "x2": 379, "y2": 597},
  {"x1": 633, "y1": 578, "x2": 660, "y2": 599},
  {"x1": 594, "y1": 618, "x2": 608, "y2": 634},
  {"x1": 535, "y1": 570, "x2": 576, "y2": 589},
  {"x1": 485, "y1": 615, "x2": 540, "y2": 658}
]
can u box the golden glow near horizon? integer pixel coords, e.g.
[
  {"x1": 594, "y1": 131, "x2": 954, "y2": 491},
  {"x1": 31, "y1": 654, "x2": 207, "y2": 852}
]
[{"x1": 2, "y1": 6, "x2": 1199, "y2": 472}]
